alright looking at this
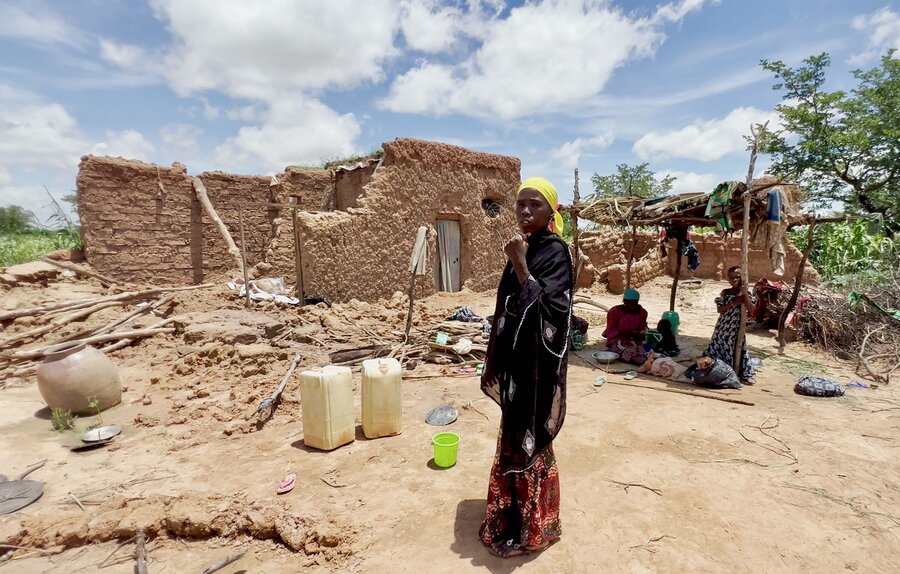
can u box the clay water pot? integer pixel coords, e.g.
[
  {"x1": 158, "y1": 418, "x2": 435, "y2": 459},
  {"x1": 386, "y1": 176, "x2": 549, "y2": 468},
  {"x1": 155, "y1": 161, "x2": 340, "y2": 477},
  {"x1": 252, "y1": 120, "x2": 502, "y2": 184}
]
[{"x1": 36, "y1": 344, "x2": 121, "y2": 415}]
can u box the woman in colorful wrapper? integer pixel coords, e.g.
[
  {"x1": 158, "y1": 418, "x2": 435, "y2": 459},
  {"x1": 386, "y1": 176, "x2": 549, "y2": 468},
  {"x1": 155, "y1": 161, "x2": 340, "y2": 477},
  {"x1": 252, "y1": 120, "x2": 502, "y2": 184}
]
[
  {"x1": 479, "y1": 177, "x2": 573, "y2": 558},
  {"x1": 603, "y1": 288, "x2": 649, "y2": 365},
  {"x1": 705, "y1": 266, "x2": 756, "y2": 384}
]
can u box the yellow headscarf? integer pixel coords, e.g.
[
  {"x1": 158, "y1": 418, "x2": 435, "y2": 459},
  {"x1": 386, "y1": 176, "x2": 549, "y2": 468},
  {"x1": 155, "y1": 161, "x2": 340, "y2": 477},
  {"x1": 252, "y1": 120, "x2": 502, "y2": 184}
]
[{"x1": 516, "y1": 177, "x2": 565, "y2": 234}]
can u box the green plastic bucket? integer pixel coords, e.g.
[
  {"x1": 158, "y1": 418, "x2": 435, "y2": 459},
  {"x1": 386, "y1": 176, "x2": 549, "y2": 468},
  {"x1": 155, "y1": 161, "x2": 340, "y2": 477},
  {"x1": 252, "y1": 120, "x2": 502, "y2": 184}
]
[{"x1": 432, "y1": 432, "x2": 460, "y2": 468}]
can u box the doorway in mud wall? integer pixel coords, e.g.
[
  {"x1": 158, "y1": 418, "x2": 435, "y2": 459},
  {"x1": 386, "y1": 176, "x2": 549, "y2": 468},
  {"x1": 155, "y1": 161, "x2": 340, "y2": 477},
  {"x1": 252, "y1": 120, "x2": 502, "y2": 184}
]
[{"x1": 435, "y1": 219, "x2": 461, "y2": 292}]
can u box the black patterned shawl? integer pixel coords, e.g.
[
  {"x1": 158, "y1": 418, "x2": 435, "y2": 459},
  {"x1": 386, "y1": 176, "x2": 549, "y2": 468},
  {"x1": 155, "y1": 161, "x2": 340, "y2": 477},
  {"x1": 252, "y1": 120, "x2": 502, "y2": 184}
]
[{"x1": 481, "y1": 230, "x2": 574, "y2": 473}]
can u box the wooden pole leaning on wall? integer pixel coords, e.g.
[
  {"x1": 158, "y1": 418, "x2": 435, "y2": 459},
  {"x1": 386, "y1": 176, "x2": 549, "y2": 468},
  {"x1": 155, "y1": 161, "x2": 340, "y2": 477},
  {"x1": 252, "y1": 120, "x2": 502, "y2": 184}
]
[
  {"x1": 405, "y1": 226, "x2": 429, "y2": 339},
  {"x1": 734, "y1": 122, "x2": 765, "y2": 374},
  {"x1": 777, "y1": 222, "x2": 816, "y2": 351},
  {"x1": 625, "y1": 224, "x2": 637, "y2": 289},
  {"x1": 191, "y1": 176, "x2": 245, "y2": 274},
  {"x1": 292, "y1": 206, "x2": 305, "y2": 304},
  {"x1": 669, "y1": 238, "x2": 682, "y2": 312},
  {"x1": 238, "y1": 207, "x2": 251, "y2": 309},
  {"x1": 572, "y1": 168, "x2": 581, "y2": 263}
]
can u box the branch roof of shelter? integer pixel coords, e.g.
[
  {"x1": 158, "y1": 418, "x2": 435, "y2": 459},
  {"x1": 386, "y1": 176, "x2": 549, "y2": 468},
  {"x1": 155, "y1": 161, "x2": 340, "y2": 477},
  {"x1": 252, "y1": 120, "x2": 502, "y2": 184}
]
[{"x1": 574, "y1": 176, "x2": 808, "y2": 230}]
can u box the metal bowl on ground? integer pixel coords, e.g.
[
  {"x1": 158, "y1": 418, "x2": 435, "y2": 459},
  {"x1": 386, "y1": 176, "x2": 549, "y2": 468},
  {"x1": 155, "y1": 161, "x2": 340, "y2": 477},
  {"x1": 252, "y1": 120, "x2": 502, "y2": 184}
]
[
  {"x1": 81, "y1": 425, "x2": 122, "y2": 443},
  {"x1": 425, "y1": 406, "x2": 458, "y2": 426},
  {"x1": 592, "y1": 351, "x2": 620, "y2": 362}
]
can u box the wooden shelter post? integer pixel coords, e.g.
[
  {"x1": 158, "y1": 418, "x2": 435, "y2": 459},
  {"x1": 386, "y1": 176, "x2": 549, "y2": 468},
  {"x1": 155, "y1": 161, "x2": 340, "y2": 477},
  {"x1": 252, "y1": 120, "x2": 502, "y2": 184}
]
[
  {"x1": 292, "y1": 205, "x2": 304, "y2": 304},
  {"x1": 777, "y1": 222, "x2": 816, "y2": 350},
  {"x1": 734, "y1": 122, "x2": 765, "y2": 373},
  {"x1": 572, "y1": 168, "x2": 581, "y2": 263},
  {"x1": 669, "y1": 238, "x2": 682, "y2": 312},
  {"x1": 625, "y1": 224, "x2": 637, "y2": 289},
  {"x1": 238, "y1": 207, "x2": 251, "y2": 309}
]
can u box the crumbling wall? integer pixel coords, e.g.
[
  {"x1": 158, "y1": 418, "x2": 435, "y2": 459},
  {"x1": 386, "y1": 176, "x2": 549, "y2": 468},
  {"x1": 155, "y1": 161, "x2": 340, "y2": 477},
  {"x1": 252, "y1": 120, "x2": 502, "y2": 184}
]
[
  {"x1": 78, "y1": 157, "x2": 277, "y2": 284},
  {"x1": 579, "y1": 228, "x2": 819, "y2": 293},
  {"x1": 275, "y1": 167, "x2": 332, "y2": 211},
  {"x1": 196, "y1": 171, "x2": 275, "y2": 274},
  {"x1": 334, "y1": 161, "x2": 378, "y2": 211},
  {"x1": 606, "y1": 252, "x2": 668, "y2": 294},
  {"x1": 668, "y1": 233, "x2": 820, "y2": 284},
  {"x1": 277, "y1": 139, "x2": 520, "y2": 302}
]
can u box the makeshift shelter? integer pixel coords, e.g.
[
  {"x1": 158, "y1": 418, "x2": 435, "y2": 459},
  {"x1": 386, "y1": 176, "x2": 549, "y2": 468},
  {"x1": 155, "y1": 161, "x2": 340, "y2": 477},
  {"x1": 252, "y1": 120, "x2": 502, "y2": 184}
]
[{"x1": 571, "y1": 175, "x2": 837, "y2": 352}]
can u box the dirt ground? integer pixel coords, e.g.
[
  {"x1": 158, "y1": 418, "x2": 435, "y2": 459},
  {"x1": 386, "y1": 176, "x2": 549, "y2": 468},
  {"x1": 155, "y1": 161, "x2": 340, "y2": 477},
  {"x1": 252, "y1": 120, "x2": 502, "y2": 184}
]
[{"x1": 1, "y1": 274, "x2": 898, "y2": 573}]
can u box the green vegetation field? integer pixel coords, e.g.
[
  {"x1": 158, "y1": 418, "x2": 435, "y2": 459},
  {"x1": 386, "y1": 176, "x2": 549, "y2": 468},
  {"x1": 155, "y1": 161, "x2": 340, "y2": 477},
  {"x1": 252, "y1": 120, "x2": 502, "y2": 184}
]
[{"x1": 0, "y1": 229, "x2": 82, "y2": 267}]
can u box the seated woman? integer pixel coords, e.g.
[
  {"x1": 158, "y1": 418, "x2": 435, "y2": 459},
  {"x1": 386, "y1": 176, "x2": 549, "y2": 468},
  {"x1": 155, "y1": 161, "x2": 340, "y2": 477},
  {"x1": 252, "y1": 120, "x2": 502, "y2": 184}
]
[
  {"x1": 603, "y1": 288, "x2": 648, "y2": 365},
  {"x1": 705, "y1": 266, "x2": 756, "y2": 384}
]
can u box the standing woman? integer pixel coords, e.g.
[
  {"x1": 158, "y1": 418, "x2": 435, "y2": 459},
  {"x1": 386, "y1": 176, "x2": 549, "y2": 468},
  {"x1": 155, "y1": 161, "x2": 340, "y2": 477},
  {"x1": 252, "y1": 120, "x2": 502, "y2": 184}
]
[
  {"x1": 479, "y1": 177, "x2": 573, "y2": 558},
  {"x1": 705, "y1": 266, "x2": 756, "y2": 384}
]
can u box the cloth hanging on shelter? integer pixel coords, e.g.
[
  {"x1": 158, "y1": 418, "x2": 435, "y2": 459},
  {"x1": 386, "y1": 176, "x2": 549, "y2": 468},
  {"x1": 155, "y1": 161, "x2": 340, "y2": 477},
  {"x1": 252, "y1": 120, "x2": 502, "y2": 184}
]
[
  {"x1": 767, "y1": 188, "x2": 783, "y2": 222},
  {"x1": 705, "y1": 182, "x2": 737, "y2": 234},
  {"x1": 763, "y1": 187, "x2": 787, "y2": 276},
  {"x1": 682, "y1": 240, "x2": 700, "y2": 272}
]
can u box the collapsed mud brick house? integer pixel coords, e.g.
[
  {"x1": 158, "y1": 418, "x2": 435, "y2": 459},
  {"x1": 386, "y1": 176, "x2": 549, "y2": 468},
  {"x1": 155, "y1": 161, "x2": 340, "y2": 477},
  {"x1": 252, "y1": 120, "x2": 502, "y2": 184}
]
[{"x1": 77, "y1": 139, "x2": 519, "y2": 302}]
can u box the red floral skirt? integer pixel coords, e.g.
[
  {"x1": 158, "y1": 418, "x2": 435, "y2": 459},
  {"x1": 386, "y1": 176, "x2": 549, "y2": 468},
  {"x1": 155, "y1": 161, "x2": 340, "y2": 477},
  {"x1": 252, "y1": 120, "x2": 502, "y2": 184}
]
[{"x1": 479, "y1": 431, "x2": 561, "y2": 550}]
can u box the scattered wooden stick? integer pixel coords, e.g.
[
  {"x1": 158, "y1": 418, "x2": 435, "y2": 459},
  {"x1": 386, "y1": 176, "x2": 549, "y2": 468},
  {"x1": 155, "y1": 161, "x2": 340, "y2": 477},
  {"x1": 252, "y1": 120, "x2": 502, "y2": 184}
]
[
  {"x1": 0, "y1": 283, "x2": 213, "y2": 323},
  {"x1": 605, "y1": 380, "x2": 755, "y2": 406},
  {"x1": 860, "y1": 326, "x2": 889, "y2": 384},
  {"x1": 257, "y1": 353, "x2": 303, "y2": 415},
  {"x1": 90, "y1": 295, "x2": 174, "y2": 338},
  {"x1": 601, "y1": 476, "x2": 662, "y2": 496},
  {"x1": 191, "y1": 176, "x2": 244, "y2": 274},
  {"x1": 69, "y1": 492, "x2": 86, "y2": 512},
  {"x1": 3, "y1": 324, "x2": 175, "y2": 361},
  {"x1": 16, "y1": 460, "x2": 47, "y2": 480},
  {"x1": 238, "y1": 207, "x2": 251, "y2": 308},
  {"x1": 320, "y1": 476, "x2": 347, "y2": 488},
  {"x1": 133, "y1": 531, "x2": 148, "y2": 574},
  {"x1": 1, "y1": 300, "x2": 127, "y2": 347},
  {"x1": 629, "y1": 534, "x2": 675, "y2": 550},
  {"x1": 40, "y1": 257, "x2": 119, "y2": 287},
  {"x1": 199, "y1": 547, "x2": 248, "y2": 574}
]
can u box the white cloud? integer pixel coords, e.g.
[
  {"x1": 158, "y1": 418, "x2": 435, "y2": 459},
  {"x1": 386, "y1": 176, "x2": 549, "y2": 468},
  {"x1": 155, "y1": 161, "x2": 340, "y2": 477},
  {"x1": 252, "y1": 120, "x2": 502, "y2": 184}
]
[
  {"x1": 158, "y1": 123, "x2": 203, "y2": 162},
  {"x1": 91, "y1": 130, "x2": 156, "y2": 161},
  {"x1": 400, "y1": 0, "x2": 465, "y2": 53},
  {"x1": 148, "y1": 0, "x2": 401, "y2": 102},
  {"x1": 0, "y1": 85, "x2": 87, "y2": 169},
  {"x1": 633, "y1": 106, "x2": 777, "y2": 162},
  {"x1": 99, "y1": 39, "x2": 147, "y2": 68},
  {"x1": 398, "y1": 0, "x2": 506, "y2": 53},
  {"x1": 381, "y1": 0, "x2": 712, "y2": 120},
  {"x1": 651, "y1": 0, "x2": 719, "y2": 25},
  {"x1": 657, "y1": 169, "x2": 720, "y2": 194},
  {"x1": 214, "y1": 97, "x2": 361, "y2": 172},
  {"x1": 0, "y1": 2, "x2": 85, "y2": 47},
  {"x1": 549, "y1": 133, "x2": 615, "y2": 170},
  {"x1": 849, "y1": 8, "x2": 900, "y2": 65},
  {"x1": 0, "y1": 165, "x2": 10, "y2": 186}
]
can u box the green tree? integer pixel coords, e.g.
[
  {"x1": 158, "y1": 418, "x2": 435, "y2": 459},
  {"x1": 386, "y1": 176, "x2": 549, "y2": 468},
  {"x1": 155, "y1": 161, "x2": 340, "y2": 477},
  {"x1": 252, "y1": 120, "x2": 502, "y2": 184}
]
[
  {"x1": 0, "y1": 205, "x2": 37, "y2": 234},
  {"x1": 589, "y1": 163, "x2": 675, "y2": 199},
  {"x1": 760, "y1": 52, "x2": 899, "y2": 226}
]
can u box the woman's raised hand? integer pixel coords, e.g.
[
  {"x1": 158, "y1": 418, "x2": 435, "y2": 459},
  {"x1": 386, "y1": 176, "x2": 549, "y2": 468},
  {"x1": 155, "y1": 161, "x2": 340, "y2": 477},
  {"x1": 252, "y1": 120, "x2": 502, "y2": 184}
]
[{"x1": 504, "y1": 233, "x2": 529, "y2": 264}]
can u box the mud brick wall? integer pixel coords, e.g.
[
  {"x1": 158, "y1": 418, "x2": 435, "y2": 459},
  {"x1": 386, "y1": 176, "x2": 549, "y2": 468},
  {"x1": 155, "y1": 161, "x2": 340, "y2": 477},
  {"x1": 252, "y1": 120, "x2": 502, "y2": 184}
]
[
  {"x1": 669, "y1": 233, "x2": 819, "y2": 284},
  {"x1": 194, "y1": 171, "x2": 275, "y2": 276},
  {"x1": 580, "y1": 230, "x2": 658, "y2": 283},
  {"x1": 78, "y1": 157, "x2": 275, "y2": 284},
  {"x1": 275, "y1": 167, "x2": 332, "y2": 211},
  {"x1": 334, "y1": 162, "x2": 377, "y2": 210},
  {"x1": 579, "y1": 228, "x2": 818, "y2": 292},
  {"x1": 279, "y1": 138, "x2": 520, "y2": 302},
  {"x1": 606, "y1": 251, "x2": 668, "y2": 294}
]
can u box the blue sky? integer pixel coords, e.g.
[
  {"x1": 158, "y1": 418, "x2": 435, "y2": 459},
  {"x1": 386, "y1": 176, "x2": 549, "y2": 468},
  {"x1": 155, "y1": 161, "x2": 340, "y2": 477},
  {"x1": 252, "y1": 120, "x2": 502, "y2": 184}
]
[{"x1": 1, "y1": 0, "x2": 898, "y2": 223}]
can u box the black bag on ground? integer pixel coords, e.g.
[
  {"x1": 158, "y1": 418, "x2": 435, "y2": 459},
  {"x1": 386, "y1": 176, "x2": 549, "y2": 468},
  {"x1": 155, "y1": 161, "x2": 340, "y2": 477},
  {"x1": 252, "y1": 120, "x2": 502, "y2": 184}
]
[{"x1": 685, "y1": 358, "x2": 741, "y2": 389}]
